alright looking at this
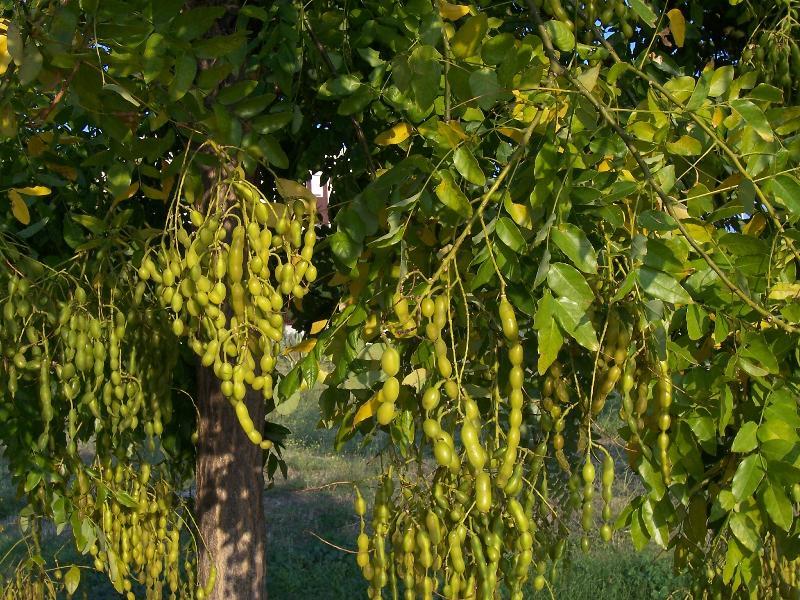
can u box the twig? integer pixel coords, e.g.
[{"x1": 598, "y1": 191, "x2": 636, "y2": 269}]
[
  {"x1": 303, "y1": 17, "x2": 377, "y2": 178},
  {"x1": 37, "y1": 63, "x2": 79, "y2": 123},
  {"x1": 305, "y1": 530, "x2": 358, "y2": 554},
  {"x1": 291, "y1": 480, "x2": 355, "y2": 493}
]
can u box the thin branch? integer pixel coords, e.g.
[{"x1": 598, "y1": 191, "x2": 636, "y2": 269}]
[
  {"x1": 303, "y1": 17, "x2": 377, "y2": 178},
  {"x1": 305, "y1": 530, "x2": 358, "y2": 554}
]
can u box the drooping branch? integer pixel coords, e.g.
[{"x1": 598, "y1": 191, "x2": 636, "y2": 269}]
[{"x1": 526, "y1": 0, "x2": 800, "y2": 335}]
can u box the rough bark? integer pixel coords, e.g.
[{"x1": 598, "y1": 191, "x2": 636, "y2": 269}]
[{"x1": 195, "y1": 365, "x2": 267, "y2": 599}]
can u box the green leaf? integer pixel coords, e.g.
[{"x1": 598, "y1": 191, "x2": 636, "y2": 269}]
[
  {"x1": 233, "y1": 93, "x2": 276, "y2": 119},
  {"x1": 543, "y1": 20, "x2": 575, "y2": 51},
  {"x1": 750, "y1": 83, "x2": 784, "y2": 104},
  {"x1": 18, "y1": 45, "x2": 43, "y2": 86},
  {"x1": 168, "y1": 54, "x2": 197, "y2": 102},
  {"x1": 637, "y1": 210, "x2": 676, "y2": 232},
  {"x1": 709, "y1": 66, "x2": 734, "y2": 97},
  {"x1": 729, "y1": 511, "x2": 759, "y2": 552},
  {"x1": 630, "y1": 510, "x2": 650, "y2": 551},
  {"x1": 638, "y1": 456, "x2": 666, "y2": 500},
  {"x1": 435, "y1": 171, "x2": 473, "y2": 218},
  {"x1": 731, "y1": 421, "x2": 758, "y2": 453},
  {"x1": 638, "y1": 267, "x2": 692, "y2": 304},
  {"x1": 469, "y1": 68, "x2": 507, "y2": 110},
  {"x1": 770, "y1": 174, "x2": 800, "y2": 215},
  {"x1": 553, "y1": 297, "x2": 600, "y2": 351},
  {"x1": 259, "y1": 135, "x2": 289, "y2": 169},
  {"x1": 409, "y1": 45, "x2": 442, "y2": 111},
  {"x1": 453, "y1": 146, "x2": 486, "y2": 186},
  {"x1": 51, "y1": 494, "x2": 67, "y2": 526},
  {"x1": 640, "y1": 498, "x2": 669, "y2": 549},
  {"x1": 534, "y1": 291, "x2": 563, "y2": 374},
  {"x1": 218, "y1": 80, "x2": 259, "y2": 105},
  {"x1": 115, "y1": 491, "x2": 139, "y2": 509},
  {"x1": 253, "y1": 111, "x2": 294, "y2": 135},
  {"x1": 685, "y1": 304, "x2": 709, "y2": 341},
  {"x1": 550, "y1": 224, "x2": 598, "y2": 274},
  {"x1": 731, "y1": 454, "x2": 764, "y2": 502},
  {"x1": 103, "y1": 83, "x2": 140, "y2": 107},
  {"x1": 630, "y1": 0, "x2": 658, "y2": 26},
  {"x1": 6, "y1": 21, "x2": 24, "y2": 65},
  {"x1": 338, "y1": 86, "x2": 377, "y2": 115},
  {"x1": 547, "y1": 263, "x2": 594, "y2": 309},
  {"x1": 277, "y1": 365, "x2": 302, "y2": 403},
  {"x1": 319, "y1": 74, "x2": 362, "y2": 98},
  {"x1": 172, "y1": 6, "x2": 226, "y2": 40},
  {"x1": 760, "y1": 481, "x2": 793, "y2": 532},
  {"x1": 329, "y1": 230, "x2": 361, "y2": 269},
  {"x1": 482, "y1": 33, "x2": 515, "y2": 66},
  {"x1": 730, "y1": 99, "x2": 774, "y2": 142},
  {"x1": 666, "y1": 135, "x2": 702, "y2": 156},
  {"x1": 193, "y1": 33, "x2": 246, "y2": 59},
  {"x1": 106, "y1": 163, "x2": 132, "y2": 199},
  {"x1": 65, "y1": 565, "x2": 81, "y2": 596},
  {"x1": 685, "y1": 73, "x2": 711, "y2": 111},
  {"x1": 495, "y1": 217, "x2": 525, "y2": 252}
]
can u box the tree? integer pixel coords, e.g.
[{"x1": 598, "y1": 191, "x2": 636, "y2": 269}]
[{"x1": 0, "y1": 0, "x2": 799, "y2": 599}]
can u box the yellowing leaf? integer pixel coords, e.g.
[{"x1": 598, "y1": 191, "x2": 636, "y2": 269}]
[
  {"x1": 768, "y1": 283, "x2": 800, "y2": 301},
  {"x1": 450, "y1": 13, "x2": 488, "y2": 59},
  {"x1": 438, "y1": 0, "x2": 470, "y2": 20},
  {"x1": 402, "y1": 368, "x2": 428, "y2": 392},
  {"x1": 0, "y1": 35, "x2": 11, "y2": 76},
  {"x1": 328, "y1": 272, "x2": 351, "y2": 286},
  {"x1": 0, "y1": 104, "x2": 17, "y2": 137},
  {"x1": 683, "y1": 222, "x2": 713, "y2": 243},
  {"x1": 141, "y1": 184, "x2": 167, "y2": 200},
  {"x1": 712, "y1": 107, "x2": 724, "y2": 127},
  {"x1": 283, "y1": 338, "x2": 317, "y2": 355},
  {"x1": 597, "y1": 160, "x2": 611, "y2": 173},
  {"x1": 310, "y1": 319, "x2": 328, "y2": 335},
  {"x1": 353, "y1": 395, "x2": 379, "y2": 427},
  {"x1": 275, "y1": 177, "x2": 316, "y2": 202},
  {"x1": 743, "y1": 212, "x2": 766, "y2": 237},
  {"x1": 8, "y1": 190, "x2": 29, "y2": 225},
  {"x1": 45, "y1": 162, "x2": 77, "y2": 181},
  {"x1": 667, "y1": 9, "x2": 686, "y2": 48},
  {"x1": 14, "y1": 185, "x2": 50, "y2": 196},
  {"x1": 110, "y1": 183, "x2": 139, "y2": 209},
  {"x1": 496, "y1": 127, "x2": 523, "y2": 143},
  {"x1": 576, "y1": 64, "x2": 600, "y2": 92},
  {"x1": 375, "y1": 122, "x2": 413, "y2": 145}
]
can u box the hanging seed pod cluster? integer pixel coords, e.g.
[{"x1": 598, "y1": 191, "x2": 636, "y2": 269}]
[
  {"x1": 741, "y1": 22, "x2": 800, "y2": 99},
  {"x1": 138, "y1": 175, "x2": 318, "y2": 447},
  {"x1": 0, "y1": 242, "x2": 202, "y2": 598},
  {"x1": 336, "y1": 264, "x2": 668, "y2": 599}
]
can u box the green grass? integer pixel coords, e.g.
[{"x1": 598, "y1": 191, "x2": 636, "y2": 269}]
[{"x1": 0, "y1": 389, "x2": 688, "y2": 599}]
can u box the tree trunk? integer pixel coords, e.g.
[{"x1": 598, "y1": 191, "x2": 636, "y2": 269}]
[{"x1": 195, "y1": 365, "x2": 267, "y2": 599}]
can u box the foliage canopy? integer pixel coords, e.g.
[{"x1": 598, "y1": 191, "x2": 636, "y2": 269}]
[{"x1": 0, "y1": 0, "x2": 799, "y2": 598}]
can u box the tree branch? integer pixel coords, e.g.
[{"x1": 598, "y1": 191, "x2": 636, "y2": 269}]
[
  {"x1": 584, "y1": 23, "x2": 800, "y2": 266},
  {"x1": 525, "y1": 0, "x2": 800, "y2": 335}
]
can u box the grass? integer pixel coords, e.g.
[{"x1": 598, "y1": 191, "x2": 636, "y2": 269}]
[{"x1": 0, "y1": 388, "x2": 689, "y2": 599}]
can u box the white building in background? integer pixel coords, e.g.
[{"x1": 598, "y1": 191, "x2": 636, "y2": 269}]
[{"x1": 307, "y1": 172, "x2": 330, "y2": 225}]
